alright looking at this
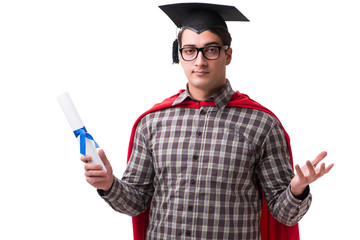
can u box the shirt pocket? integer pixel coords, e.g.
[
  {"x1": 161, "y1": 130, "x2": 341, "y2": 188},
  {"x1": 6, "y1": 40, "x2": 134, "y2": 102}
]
[{"x1": 202, "y1": 122, "x2": 257, "y2": 189}]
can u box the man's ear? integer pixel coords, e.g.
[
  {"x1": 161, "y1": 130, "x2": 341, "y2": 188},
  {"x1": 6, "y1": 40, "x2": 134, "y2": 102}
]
[{"x1": 226, "y1": 47, "x2": 232, "y2": 65}]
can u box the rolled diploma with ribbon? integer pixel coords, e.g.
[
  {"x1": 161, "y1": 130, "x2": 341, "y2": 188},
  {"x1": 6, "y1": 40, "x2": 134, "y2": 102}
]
[{"x1": 57, "y1": 92, "x2": 106, "y2": 170}]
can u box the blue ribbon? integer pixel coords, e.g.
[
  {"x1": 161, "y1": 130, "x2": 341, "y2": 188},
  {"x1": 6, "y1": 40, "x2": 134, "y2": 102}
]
[{"x1": 73, "y1": 126, "x2": 99, "y2": 155}]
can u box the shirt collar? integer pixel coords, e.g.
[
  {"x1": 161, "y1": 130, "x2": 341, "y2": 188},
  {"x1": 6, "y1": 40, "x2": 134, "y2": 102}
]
[{"x1": 172, "y1": 79, "x2": 235, "y2": 109}]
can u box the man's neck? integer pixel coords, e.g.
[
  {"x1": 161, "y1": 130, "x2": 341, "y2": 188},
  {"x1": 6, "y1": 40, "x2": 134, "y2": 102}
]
[{"x1": 187, "y1": 81, "x2": 226, "y2": 101}]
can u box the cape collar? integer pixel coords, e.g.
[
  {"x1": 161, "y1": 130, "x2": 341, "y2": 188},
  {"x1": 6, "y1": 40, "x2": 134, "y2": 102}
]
[{"x1": 172, "y1": 79, "x2": 235, "y2": 110}]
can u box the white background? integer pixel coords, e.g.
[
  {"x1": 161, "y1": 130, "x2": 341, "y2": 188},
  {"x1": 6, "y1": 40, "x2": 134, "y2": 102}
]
[{"x1": 1, "y1": 0, "x2": 359, "y2": 239}]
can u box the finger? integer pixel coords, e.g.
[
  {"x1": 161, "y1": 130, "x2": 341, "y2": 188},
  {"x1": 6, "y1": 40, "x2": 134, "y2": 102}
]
[
  {"x1": 317, "y1": 163, "x2": 326, "y2": 177},
  {"x1": 325, "y1": 163, "x2": 334, "y2": 173},
  {"x1": 306, "y1": 160, "x2": 316, "y2": 176},
  {"x1": 84, "y1": 163, "x2": 104, "y2": 171},
  {"x1": 311, "y1": 151, "x2": 327, "y2": 167},
  {"x1": 80, "y1": 155, "x2": 91, "y2": 163},
  {"x1": 98, "y1": 149, "x2": 111, "y2": 170},
  {"x1": 85, "y1": 168, "x2": 107, "y2": 177},
  {"x1": 295, "y1": 164, "x2": 305, "y2": 179},
  {"x1": 86, "y1": 176, "x2": 106, "y2": 186}
]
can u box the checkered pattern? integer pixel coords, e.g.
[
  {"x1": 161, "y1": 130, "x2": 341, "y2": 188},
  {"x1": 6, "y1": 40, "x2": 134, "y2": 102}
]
[{"x1": 101, "y1": 80, "x2": 311, "y2": 239}]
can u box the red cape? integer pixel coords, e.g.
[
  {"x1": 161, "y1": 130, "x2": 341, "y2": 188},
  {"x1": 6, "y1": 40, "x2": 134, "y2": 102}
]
[{"x1": 127, "y1": 90, "x2": 300, "y2": 240}]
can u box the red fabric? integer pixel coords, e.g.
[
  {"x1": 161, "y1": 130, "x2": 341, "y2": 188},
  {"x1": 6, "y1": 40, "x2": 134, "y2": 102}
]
[{"x1": 127, "y1": 90, "x2": 299, "y2": 240}]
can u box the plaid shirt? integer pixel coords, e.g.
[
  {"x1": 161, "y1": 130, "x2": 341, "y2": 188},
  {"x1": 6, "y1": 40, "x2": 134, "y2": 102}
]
[{"x1": 100, "y1": 80, "x2": 312, "y2": 239}]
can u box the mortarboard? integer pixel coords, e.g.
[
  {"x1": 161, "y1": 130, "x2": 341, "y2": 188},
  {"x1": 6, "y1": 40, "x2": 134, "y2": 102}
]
[
  {"x1": 159, "y1": 2, "x2": 249, "y2": 34},
  {"x1": 159, "y1": 2, "x2": 249, "y2": 63}
]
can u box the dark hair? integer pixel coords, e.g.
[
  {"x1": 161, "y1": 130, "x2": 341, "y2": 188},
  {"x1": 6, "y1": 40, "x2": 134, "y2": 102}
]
[
  {"x1": 173, "y1": 27, "x2": 232, "y2": 64},
  {"x1": 177, "y1": 27, "x2": 232, "y2": 48}
]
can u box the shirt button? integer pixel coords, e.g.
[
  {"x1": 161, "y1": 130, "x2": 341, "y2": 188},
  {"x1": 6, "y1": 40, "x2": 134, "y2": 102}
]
[
  {"x1": 193, "y1": 155, "x2": 198, "y2": 160},
  {"x1": 188, "y1": 206, "x2": 193, "y2": 211},
  {"x1": 200, "y1": 109, "x2": 206, "y2": 115},
  {"x1": 196, "y1": 130, "x2": 202, "y2": 136},
  {"x1": 186, "y1": 230, "x2": 191, "y2": 236},
  {"x1": 190, "y1": 179, "x2": 196, "y2": 185}
]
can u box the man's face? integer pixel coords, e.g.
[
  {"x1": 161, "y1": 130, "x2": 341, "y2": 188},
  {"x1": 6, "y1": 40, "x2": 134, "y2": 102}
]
[{"x1": 179, "y1": 29, "x2": 232, "y2": 98}]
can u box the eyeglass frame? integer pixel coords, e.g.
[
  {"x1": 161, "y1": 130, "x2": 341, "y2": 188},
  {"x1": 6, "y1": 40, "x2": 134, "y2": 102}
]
[{"x1": 179, "y1": 45, "x2": 229, "y2": 61}]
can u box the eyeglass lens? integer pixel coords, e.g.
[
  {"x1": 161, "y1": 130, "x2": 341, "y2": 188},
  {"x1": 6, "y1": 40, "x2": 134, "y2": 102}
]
[{"x1": 181, "y1": 46, "x2": 221, "y2": 61}]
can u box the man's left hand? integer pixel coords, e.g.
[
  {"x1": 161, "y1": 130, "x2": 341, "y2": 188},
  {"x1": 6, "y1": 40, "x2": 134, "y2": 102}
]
[{"x1": 290, "y1": 151, "x2": 334, "y2": 197}]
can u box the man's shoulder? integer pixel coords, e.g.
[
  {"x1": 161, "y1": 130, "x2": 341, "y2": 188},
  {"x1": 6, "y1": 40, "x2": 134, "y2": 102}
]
[
  {"x1": 133, "y1": 90, "x2": 185, "y2": 128},
  {"x1": 228, "y1": 91, "x2": 285, "y2": 128},
  {"x1": 227, "y1": 107, "x2": 281, "y2": 133}
]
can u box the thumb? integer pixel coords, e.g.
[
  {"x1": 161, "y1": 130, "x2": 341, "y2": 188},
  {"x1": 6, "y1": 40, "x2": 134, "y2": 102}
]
[{"x1": 98, "y1": 149, "x2": 112, "y2": 171}]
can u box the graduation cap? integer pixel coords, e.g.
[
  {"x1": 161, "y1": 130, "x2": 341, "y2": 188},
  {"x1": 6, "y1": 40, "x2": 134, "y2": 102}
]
[{"x1": 159, "y1": 2, "x2": 249, "y2": 63}]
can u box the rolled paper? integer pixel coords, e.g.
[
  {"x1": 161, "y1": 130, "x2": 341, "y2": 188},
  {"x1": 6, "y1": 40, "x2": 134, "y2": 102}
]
[{"x1": 57, "y1": 92, "x2": 106, "y2": 170}]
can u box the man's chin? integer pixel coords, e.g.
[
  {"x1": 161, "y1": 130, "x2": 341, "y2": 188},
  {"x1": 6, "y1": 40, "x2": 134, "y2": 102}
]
[{"x1": 188, "y1": 78, "x2": 212, "y2": 89}]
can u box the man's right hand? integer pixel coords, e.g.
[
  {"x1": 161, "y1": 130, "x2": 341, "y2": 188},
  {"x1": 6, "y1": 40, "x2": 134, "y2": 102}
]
[{"x1": 80, "y1": 149, "x2": 114, "y2": 192}]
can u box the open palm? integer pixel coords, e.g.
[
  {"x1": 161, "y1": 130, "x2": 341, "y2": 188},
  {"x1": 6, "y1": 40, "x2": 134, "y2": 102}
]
[{"x1": 290, "y1": 151, "x2": 334, "y2": 196}]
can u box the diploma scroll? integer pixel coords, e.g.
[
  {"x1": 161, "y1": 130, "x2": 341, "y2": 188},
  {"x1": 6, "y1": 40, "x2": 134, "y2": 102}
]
[{"x1": 57, "y1": 92, "x2": 106, "y2": 170}]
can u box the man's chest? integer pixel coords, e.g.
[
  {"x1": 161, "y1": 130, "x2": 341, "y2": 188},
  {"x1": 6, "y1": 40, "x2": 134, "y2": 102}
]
[{"x1": 141, "y1": 106, "x2": 273, "y2": 183}]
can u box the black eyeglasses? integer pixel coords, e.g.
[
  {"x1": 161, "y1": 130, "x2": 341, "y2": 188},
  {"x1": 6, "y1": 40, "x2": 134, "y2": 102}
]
[{"x1": 179, "y1": 45, "x2": 229, "y2": 61}]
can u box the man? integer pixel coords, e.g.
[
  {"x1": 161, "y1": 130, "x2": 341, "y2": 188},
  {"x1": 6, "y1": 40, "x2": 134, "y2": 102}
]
[{"x1": 81, "y1": 3, "x2": 333, "y2": 240}]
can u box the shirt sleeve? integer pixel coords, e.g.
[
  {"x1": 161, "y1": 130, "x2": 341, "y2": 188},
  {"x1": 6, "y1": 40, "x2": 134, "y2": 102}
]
[
  {"x1": 98, "y1": 120, "x2": 155, "y2": 217},
  {"x1": 256, "y1": 122, "x2": 312, "y2": 226}
]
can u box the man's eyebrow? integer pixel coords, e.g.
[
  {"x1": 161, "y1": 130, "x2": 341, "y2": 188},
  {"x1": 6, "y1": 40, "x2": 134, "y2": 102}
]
[
  {"x1": 182, "y1": 44, "x2": 196, "y2": 48},
  {"x1": 204, "y1": 41, "x2": 221, "y2": 46},
  {"x1": 182, "y1": 41, "x2": 222, "y2": 48}
]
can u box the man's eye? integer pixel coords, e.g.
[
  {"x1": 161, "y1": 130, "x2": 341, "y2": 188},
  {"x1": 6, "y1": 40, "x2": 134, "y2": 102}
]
[
  {"x1": 184, "y1": 48, "x2": 196, "y2": 54},
  {"x1": 205, "y1": 47, "x2": 217, "y2": 53}
]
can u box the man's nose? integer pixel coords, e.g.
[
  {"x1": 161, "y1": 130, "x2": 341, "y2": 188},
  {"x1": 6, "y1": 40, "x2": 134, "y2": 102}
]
[{"x1": 194, "y1": 51, "x2": 208, "y2": 66}]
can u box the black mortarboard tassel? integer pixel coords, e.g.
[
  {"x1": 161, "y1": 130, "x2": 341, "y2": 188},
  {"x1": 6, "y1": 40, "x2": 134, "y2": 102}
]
[{"x1": 172, "y1": 39, "x2": 179, "y2": 64}]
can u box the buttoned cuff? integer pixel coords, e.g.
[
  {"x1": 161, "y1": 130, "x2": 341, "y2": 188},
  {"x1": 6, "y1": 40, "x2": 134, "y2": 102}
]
[
  {"x1": 292, "y1": 185, "x2": 310, "y2": 201},
  {"x1": 285, "y1": 184, "x2": 312, "y2": 206}
]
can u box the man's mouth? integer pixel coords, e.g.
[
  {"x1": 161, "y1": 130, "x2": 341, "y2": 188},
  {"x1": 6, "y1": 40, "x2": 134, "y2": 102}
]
[{"x1": 193, "y1": 70, "x2": 209, "y2": 76}]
